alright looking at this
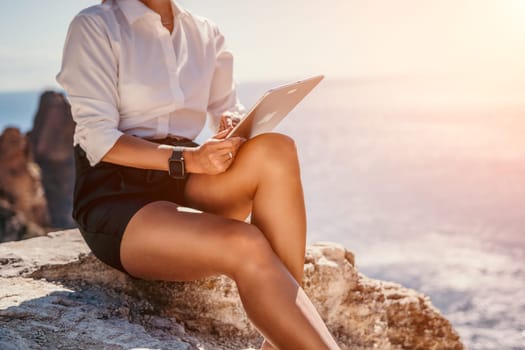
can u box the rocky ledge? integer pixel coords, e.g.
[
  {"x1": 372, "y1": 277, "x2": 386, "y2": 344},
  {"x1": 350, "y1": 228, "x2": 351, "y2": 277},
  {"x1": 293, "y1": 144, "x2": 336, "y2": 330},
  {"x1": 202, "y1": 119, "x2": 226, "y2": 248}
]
[{"x1": 0, "y1": 230, "x2": 464, "y2": 349}]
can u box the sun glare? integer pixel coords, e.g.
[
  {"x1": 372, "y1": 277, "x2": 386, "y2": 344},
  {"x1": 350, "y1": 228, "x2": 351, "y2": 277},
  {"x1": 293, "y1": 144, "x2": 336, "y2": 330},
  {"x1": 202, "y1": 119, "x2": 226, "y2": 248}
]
[
  {"x1": 507, "y1": 0, "x2": 525, "y2": 30},
  {"x1": 509, "y1": 0, "x2": 525, "y2": 12}
]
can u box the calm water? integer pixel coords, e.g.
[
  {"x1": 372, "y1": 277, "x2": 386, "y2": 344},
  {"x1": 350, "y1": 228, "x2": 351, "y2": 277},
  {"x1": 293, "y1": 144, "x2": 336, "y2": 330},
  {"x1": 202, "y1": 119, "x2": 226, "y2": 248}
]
[
  {"x1": 1, "y1": 78, "x2": 524, "y2": 350},
  {"x1": 0, "y1": 90, "x2": 42, "y2": 132}
]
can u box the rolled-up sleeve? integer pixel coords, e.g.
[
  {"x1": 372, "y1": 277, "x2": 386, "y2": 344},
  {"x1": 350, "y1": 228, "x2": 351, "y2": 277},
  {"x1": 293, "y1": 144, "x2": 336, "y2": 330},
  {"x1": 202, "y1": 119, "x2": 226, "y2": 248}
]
[
  {"x1": 56, "y1": 13, "x2": 123, "y2": 166},
  {"x1": 207, "y1": 22, "x2": 246, "y2": 132}
]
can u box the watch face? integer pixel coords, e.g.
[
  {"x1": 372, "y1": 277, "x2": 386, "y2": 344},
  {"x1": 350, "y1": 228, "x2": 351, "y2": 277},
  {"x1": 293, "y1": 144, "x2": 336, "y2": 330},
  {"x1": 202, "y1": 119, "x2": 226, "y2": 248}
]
[{"x1": 169, "y1": 149, "x2": 185, "y2": 179}]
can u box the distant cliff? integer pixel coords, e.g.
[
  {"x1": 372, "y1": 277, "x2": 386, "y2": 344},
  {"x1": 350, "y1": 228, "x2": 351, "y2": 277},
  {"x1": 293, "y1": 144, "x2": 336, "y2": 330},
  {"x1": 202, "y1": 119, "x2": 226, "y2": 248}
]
[
  {"x1": 0, "y1": 230, "x2": 465, "y2": 350},
  {"x1": 0, "y1": 90, "x2": 75, "y2": 242}
]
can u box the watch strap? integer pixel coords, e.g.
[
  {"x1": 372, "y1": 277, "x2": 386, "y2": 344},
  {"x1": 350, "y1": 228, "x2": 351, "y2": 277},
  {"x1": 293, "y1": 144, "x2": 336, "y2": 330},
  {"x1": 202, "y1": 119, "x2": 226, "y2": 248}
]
[{"x1": 168, "y1": 147, "x2": 186, "y2": 179}]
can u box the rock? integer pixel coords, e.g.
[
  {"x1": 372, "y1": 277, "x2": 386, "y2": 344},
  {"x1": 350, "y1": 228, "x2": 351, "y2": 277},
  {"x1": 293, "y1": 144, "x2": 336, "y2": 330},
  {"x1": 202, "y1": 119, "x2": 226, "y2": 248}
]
[
  {"x1": 0, "y1": 90, "x2": 77, "y2": 241},
  {"x1": 0, "y1": 202, "x2": 45, "y2": 243},
  {"x1": 0, "y1": 127, "x2": 49, "y2": 242},
  {"x1": 28, "y1": 91, "x2": 76, "y2": 228},
  {"x1": 0, "y1": 230, "x2": 465, "y2": 350}
]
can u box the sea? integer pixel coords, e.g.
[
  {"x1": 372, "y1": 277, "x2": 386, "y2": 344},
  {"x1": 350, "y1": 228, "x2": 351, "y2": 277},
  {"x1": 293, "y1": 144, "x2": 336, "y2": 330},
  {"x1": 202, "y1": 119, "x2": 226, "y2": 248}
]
[{"x1": 1, "y1": 77, "x2": 524, "y2": 350}]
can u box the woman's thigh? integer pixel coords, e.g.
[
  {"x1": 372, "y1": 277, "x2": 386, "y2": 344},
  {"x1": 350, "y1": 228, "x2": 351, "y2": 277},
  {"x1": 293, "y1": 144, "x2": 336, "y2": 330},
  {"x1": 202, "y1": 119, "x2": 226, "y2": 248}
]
[{"x1": 119, "y1": 200, "x2": 273, "y2": 281}]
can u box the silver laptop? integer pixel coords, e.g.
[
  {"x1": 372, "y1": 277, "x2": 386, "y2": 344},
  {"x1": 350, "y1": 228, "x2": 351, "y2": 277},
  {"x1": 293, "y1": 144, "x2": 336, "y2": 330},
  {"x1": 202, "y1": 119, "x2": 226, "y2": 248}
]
[{"x1": 227, "y1": 75, "x2": 324, "y2": 139}]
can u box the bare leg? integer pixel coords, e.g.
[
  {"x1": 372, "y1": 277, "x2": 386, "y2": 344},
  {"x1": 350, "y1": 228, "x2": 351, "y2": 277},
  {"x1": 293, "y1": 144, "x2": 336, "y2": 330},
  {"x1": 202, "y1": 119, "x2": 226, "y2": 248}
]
[
  {"x1": 253, "y1": 136, "x2": 306, "y2": 349},
  {"x1": 185, "y1": 133, "x2": 307, "y2": 282},
  {"x1": 184, "y1": 133, "x2": 330, "y2": 349},
  {"x1": 120, "y1": 201, "x2": 340, "y2": 349}
]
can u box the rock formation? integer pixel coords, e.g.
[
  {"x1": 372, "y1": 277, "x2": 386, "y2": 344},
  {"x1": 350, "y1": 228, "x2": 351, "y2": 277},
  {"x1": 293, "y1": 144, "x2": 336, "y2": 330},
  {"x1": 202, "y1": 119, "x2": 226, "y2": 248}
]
[
  {"x1": 0, "y1": 90, "x2": 76, "y2": 242},
  {"x1": 28, "y1": 90, "x2": 76, "y2": 228},
  {"x1": 0, "y1": 127, "x2": 49, "y2": 242},
  {"x1": 0, "y1": 230, "x2": 465, "y2": 350}
]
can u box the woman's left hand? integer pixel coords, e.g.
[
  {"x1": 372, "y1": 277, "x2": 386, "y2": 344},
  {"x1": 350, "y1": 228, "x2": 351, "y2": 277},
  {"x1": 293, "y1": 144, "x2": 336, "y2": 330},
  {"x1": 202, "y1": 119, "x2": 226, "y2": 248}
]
[{"x1": 218, "y1": 111, "x2": 242, "y2": 133}]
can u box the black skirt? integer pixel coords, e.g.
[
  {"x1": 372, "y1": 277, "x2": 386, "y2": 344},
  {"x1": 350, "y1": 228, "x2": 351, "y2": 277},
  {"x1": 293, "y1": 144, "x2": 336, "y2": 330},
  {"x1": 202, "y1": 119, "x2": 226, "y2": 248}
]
[{"x1": 72, "y1": 137, "x2": 200, "y2": 275}]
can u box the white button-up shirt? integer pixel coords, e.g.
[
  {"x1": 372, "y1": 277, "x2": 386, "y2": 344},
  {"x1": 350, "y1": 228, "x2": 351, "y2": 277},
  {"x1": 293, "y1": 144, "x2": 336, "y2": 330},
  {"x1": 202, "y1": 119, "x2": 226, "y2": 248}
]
[{"x1": 56, "y1": 0, "x2": 245, "y2": 166}]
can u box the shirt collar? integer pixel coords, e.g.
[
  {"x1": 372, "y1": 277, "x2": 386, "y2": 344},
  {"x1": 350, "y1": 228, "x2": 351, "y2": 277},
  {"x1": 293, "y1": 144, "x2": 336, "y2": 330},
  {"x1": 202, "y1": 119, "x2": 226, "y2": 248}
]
[{"x1": 118, "y1": 0, "x2": 188, "y2": 25}]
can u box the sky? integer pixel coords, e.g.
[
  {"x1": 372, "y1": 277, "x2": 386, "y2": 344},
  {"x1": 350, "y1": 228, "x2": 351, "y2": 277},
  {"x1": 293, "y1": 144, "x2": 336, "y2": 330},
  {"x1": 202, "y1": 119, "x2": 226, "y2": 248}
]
[{"x1": 0, "y1": 0, "x2": 524, "y2": 92}]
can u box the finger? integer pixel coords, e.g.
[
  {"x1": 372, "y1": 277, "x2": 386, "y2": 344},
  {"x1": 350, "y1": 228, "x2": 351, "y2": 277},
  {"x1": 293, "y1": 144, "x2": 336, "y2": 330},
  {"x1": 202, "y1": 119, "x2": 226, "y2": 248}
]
[
  {"x1": 212, "y1": 152, "x2": 233, "y2": 172},
  {"x1": 220, "y1": 115, "x2": 232, "y2": 130},
  {"x1": 229, "y1": 136, "x2": 246, "y2": 150},
  {"x1": 209, "y1": 137, "x2": 240, "y2": 150},
  {"x1": 216, "y1": 147, "x2": 235, "y2": 159},
  {"x1": 217, "y1": 116, "x2": 227, "y2": 133},
  {"x1": 225, "y1": 116, "x2": 233, "y2": 128},
  {"x1": 222, "y1": 152, "x2": 235, "y2": 169},
  {"x1": 212, "y1": 127, "x2": 232, "y2": 140},
  {"x1": 212, "y1": 138, "x2": 244, "y2": 154},
  {"x1": 205, "y1": 145, "x2": 233, "y2": 162},
  {"x1": 218, "y1": 152, "x2": 234, "y2": 162},
  {"x1": 231, "y1": 116, "x2": 241, "y2": 127}
]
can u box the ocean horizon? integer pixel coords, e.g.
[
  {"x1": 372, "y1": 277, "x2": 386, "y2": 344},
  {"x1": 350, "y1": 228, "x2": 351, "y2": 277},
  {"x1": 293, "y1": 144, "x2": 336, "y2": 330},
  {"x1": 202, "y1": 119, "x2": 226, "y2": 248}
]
[{"x1": 1, "y1": 77, "x2": 524, "y2": 350}]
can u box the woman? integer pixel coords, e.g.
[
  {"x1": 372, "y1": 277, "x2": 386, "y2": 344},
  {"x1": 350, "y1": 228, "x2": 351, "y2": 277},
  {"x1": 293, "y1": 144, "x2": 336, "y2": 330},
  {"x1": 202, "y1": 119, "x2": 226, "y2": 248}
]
[{"x1": 56, "y1": 0, "x2": 340, "y2": 349}]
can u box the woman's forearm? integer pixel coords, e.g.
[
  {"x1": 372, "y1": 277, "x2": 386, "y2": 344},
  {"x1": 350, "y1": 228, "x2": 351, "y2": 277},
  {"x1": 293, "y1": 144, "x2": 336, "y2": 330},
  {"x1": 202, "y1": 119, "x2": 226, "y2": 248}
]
[
  {"x1": 101, "y1": 129, "x2": 244, "y2": 175},
  {"x1": 100, "y1": 134, "x2": 196, "y2": 172}
]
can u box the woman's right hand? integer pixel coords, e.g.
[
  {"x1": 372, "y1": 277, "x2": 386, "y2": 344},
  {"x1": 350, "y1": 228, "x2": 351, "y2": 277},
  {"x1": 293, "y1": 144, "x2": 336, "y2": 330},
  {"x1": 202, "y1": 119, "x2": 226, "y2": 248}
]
[{"x1": 184, "y1": 128, "x2": 246, "y2": 175}]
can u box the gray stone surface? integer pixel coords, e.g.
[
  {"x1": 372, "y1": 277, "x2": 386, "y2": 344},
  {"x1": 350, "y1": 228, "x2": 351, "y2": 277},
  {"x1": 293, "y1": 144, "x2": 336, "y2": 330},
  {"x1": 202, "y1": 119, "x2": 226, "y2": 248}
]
[{"x1": 0, "y1": 229, "x2": 465, "y2": 349}]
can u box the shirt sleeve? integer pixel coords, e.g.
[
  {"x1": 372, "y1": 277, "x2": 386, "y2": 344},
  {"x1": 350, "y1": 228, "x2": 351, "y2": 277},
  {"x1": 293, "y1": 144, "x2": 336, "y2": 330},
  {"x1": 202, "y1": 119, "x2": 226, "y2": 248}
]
[
  {"x1": 207, "y1": 21, "x2": 246, "y2": 132},
  {"x1": 55, "y1": 13, "x2": 123, "y2": 167}
]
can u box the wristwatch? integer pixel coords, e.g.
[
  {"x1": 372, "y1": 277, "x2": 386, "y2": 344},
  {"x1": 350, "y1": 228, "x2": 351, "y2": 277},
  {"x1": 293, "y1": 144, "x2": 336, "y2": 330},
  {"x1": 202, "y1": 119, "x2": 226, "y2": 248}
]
[{"x1": 168, "y1": 148, "x2": 186, "y2": 179}]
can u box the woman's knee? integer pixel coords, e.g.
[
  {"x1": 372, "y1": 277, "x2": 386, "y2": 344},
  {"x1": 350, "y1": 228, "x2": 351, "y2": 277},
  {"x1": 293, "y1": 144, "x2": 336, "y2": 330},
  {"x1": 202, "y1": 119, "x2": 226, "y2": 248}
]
[
  {"x1": 249, "y1": 132, "x2": 297, "y2": 155},
  {"x1": 240, "y1": 132, "x2": 299, "y2": 172},
  {"x1": 226, "y1": 223, "x2": 280, "y2": 280}
]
